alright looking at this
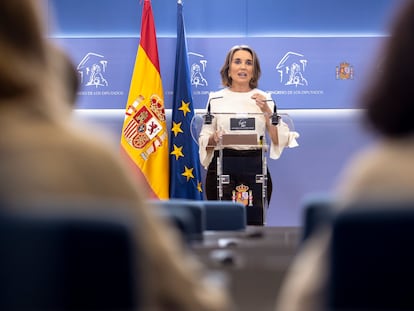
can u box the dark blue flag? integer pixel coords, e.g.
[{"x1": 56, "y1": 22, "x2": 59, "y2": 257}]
[{"x1": 169, "y1": 0, "x2": 203, "y2": 200}]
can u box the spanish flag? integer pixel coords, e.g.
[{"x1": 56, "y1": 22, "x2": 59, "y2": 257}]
[{"x1": 120, "y1": 0, "x2": 169, "y2": 199}]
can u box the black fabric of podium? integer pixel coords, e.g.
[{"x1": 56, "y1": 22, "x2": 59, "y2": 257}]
[{"x1": 205, "y1": 149, "x2": 272, "y2": 225}]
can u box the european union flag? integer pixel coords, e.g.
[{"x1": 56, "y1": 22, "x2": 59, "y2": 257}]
[{"x1": 169, "y1": 0, "x2": 203, "y2": 200}]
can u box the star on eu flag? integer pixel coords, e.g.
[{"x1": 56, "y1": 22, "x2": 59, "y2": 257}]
[
  {"x1": 170, "y1": 144, "x2": 184, "y2": 160},
  {"x1": 178, "y1": 100, "x2": 191, "y2": 117},
  {"x1": 171, "y1": 121, "x2": 183, "y2": 137},
  {"x1": 182, "y1": 166, "x2": 194, "y2": 181}
]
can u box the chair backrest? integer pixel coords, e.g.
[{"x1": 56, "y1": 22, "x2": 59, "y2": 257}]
[
  {"x1": 300, "y1": 194, "x2": 334, "y2": 243},
  {"x1": 202, "y1": 200, "x2": 246, "y2": 231},
  {"x1": 148, "y1": 199, "x2": 205, "y2": 243},
  {"x1": 0, "y1": 201, "x2": 140, "y2": 311},
  {"x1": 327, "y1": 202, "x2": 414, "y2": 311}
]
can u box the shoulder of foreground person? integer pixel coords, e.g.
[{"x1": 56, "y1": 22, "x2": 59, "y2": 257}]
[
  {"x1": 333, "y1": 141, "x2": 414, "y2": 202},
  {"x1": 274, "y1": 229, "x2": 331, "y2": 311},
  {"x1": 61, "y1": 123, "x2": 235, "y2": 311}
]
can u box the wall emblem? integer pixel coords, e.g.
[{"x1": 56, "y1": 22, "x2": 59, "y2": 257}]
[
  {"x1": 189, "y1": 52, "x2": 208, "y2": 87},
  {"x1": 276, "y1": 51, "x2": 308, "y2": 87},
  {"x1": 336, "y1": 62, "x2": 354, "y2": 80},
  {"x1": 77, "y1": 52, "x2": 109, "y2": 88}
]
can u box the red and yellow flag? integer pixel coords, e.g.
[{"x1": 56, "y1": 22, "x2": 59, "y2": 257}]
[{"x1": 120, "y1": 0, "x2": 169, "y2": 199}]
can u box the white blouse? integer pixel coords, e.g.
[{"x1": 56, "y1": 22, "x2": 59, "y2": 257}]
[{"x1": 198, "y1": 88, "x2": 299, "y2": 168}]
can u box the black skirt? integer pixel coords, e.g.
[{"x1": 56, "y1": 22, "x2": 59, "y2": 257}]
[{"x1": 205, "y1": 149, "x2": 273, "y2": 208}]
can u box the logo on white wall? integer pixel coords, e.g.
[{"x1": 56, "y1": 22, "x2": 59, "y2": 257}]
[
  {"x1": 189, "y1": 52, "x2": 208, "y2": 88},
  {"x1": 77, "y1": 52, "x2": 109, "y2": 88},
  {"x1": 276, "y1": 52, "x2": 308, "y2": 87}
]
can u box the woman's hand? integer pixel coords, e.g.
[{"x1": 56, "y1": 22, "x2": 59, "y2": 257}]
[
  {"x1": 208, "y1": 129, "x2": 224, "y2": 146},
  {"x1": 213, "y1": 130, "x2": 222, "y2": 144},
  {"x1": 251, "y1": 93, "x2": 272, "y2": 114}
]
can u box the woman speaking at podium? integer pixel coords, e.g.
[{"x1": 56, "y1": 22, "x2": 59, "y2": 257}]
[{"x1": 198, "y1": 45, "x2": 299, "y2": 211}]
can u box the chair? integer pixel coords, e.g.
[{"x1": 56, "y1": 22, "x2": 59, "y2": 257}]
[
  {"x1": 0, "y1": 200, "x2": 140, "y2": 311},
  {"x1": 202, "y1": 200, "x2": 246, "y2": 231},
  {"x1": 300, "y1": 194, "x2": 335, "y2": 243},
  {"x1": 148, "y1": 199, "x2": 205, "y2": 243},
  {"x1": 327, "y1": 202, "x2": 414, "y2": 311}
]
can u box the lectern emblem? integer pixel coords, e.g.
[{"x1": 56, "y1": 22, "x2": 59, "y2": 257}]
[{"x1": 232, "y1": 184, "x2": 253, "y2": 206}]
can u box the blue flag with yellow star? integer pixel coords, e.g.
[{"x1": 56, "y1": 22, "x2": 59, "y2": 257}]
[{"x1": 169, "y1": 0, "x2": 203, "y2": 200}]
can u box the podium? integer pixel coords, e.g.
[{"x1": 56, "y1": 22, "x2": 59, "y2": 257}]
[
  {"x1": 192, "y1": 111, "x2": 294, "y2": 226},
  {"x1": 215, "y1": 133, "x2": 268, "y2": 225}
]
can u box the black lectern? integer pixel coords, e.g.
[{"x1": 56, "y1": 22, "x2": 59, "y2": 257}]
[
  {"x1": 194, "y1": 110, "x2": 295, "y2": 226},
  {"x1": 193, "y1": 111, "x2": 292, "y2": 226}
]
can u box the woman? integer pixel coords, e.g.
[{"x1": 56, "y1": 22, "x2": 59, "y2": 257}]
[
  {"x1": 198, "y1": 45, "x2": 299, "y2": 208},
  {"x1": 0, "y1": 1, "x2": 232, "y2": 311}
]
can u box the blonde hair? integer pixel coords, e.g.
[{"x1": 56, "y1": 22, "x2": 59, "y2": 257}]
[{"x1": 0, "y1": 0, "x2": 49, "y2": 99}]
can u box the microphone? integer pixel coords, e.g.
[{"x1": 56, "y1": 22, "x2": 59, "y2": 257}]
[
  {"x1": 203, "y1": 96, "x2": 223, "y2": 124},
  {"x1": 270, "y1": 100, "x2": 280, "y2": 125}
]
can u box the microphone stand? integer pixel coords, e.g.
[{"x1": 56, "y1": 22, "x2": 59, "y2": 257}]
[
  {"x1": 269, "y1": 100, "x2": 280, "y2": 125},
  {"x1": 203, "y1": 96, "x2": 223, "y2": 124}
]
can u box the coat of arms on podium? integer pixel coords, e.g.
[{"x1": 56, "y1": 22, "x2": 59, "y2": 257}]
[{"x1": 232, "y1": 184, "x2": 253, "y2": 206}]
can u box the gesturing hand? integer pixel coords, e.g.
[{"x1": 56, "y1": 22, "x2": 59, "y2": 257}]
[{"x1": 251, "y1": 93, "x2": 272, "y2": 114}]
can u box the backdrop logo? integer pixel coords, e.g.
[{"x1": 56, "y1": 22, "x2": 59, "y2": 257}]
[
  {"x1": 276, "y1": 52, "x2": 308, "y2": 87},
  {"x1": 77, "y1": 52, "x2": 109, "y2": 88},
  {"x1": 189, "y1": 52, "x2": 208, "y2": 88},
  {"x1": 336, "y1": 62, "x2": 354, "y2": 80}
]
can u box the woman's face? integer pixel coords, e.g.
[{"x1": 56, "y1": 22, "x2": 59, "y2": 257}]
[{"x1": 229, "y1": 49, "x2": 254, "y2": 89}]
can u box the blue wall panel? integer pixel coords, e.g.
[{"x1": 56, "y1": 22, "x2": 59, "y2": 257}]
[
  {"x1": 47, "y1": 0, "x2": 406, "y2": 226},
  {"x1": 48, "y1": 0, "x2": 404, "y2": 110},
  {"x1": 48, "y1": 0, "x2": 404, "y2": 37},
  {"x1": 55, "y1": 36, "x2": 382, "y2": 110}
]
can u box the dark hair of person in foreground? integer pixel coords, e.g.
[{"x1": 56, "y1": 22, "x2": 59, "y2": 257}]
[{"x1": 361, "y1": 1, "x2": 414, "y2": 138}]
